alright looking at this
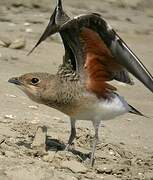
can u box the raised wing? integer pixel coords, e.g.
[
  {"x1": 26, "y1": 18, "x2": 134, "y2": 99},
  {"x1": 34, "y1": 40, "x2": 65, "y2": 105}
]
[
  {"x1": 28, "y1": 0, "x2": 70, "y2": 55},
  {"x1": 59, "y1": 13, "x2": 153, "y2": 95}
]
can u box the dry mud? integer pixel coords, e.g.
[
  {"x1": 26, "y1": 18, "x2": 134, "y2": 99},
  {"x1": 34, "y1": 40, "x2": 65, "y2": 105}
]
[{"x1": 0, "y1": 0, "x2": 153, "y2": 179}]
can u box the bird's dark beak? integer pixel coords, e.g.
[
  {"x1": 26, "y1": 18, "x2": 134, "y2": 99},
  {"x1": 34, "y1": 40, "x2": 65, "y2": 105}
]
[{"x1": 8, "y1": 77, "x2": 21, "y2": 86}]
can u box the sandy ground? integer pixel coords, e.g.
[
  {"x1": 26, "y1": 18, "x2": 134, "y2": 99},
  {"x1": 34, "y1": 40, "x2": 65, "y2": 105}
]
[{"x1": 0, "y1": 0, "x2": 153, "y2": 179}]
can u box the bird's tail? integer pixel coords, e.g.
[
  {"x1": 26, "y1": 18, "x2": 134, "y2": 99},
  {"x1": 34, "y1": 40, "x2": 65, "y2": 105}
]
[{"x1": 128, "y1": 104, "x2": 148, "y2": 118}]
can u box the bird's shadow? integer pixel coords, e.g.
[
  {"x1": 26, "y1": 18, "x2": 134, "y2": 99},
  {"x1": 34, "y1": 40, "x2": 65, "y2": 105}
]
[
  {"x1": 46, "y1": 136, "x2": 91, "y2": 161},
  {"x1": 16, "y1": 136, "x2": 90, "y2": 161}
]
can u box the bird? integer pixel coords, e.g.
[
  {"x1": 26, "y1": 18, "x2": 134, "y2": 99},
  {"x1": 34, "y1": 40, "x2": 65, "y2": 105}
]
[{"x1": 8, "y1": 0, "x2": 153, "y2": 166}]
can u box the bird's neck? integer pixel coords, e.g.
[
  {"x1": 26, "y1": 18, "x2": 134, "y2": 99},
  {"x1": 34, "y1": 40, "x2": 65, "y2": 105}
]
[{"x1": 41, "y1": 75, "x2": 83, "y2": 115}]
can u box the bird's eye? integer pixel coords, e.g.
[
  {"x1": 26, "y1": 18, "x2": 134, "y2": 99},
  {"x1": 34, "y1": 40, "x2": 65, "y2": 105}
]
[{"x1": 31, "y1": 78, "x2": 39, "y2": 85}]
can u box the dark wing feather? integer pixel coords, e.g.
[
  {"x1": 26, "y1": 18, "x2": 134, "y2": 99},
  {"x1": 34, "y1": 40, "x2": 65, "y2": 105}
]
[
  {"x1": 114, "y1": 70, "x2": 134, "y2": 85},
  {"x1": 80, "y1": 28, "x2": 134, "y2": 85},
  {"x1": 60, "y1": 13, "x2": 153, "y2": 92},
  {"x1": 28, "y1": 0, "x2": 70, "y2": 55}
]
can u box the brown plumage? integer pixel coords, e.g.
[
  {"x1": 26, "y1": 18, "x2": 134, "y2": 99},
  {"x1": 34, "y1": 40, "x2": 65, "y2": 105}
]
[{"x1": 80, "y1": 28, "x2": 121, "y2": 97}]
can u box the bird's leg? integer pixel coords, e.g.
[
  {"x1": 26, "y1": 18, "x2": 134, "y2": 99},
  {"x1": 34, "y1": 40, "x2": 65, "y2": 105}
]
[
  {"x1": 90, "y1": 120, "x2": 101, "y2": 167},
  {"x1": 65, "y1": 118, "x2": 76, "y2": 150}
]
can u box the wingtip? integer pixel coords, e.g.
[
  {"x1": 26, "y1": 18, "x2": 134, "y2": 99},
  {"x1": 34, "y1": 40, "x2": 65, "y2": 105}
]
[
  {"x1": 129, "y1": 104, "x2": 149, "y2": 118},
  {"x1": 57, "y1": 0, "x2": 62, "y2": 7},
  {"x1": 113, "y1": 36, "x2": 153, "y2": 93},
  {"x1": 27, "y1": 6, "x2": 59, "y2": 56},
  {"x1": 27, "y1": 0, "x2": 67, "y2": 56},
  {"x1": 27, "y1": 46, "x2": 36, "y2": 56}
]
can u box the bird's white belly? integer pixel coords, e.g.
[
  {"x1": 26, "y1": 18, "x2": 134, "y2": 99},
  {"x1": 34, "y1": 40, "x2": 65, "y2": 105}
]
[{"x1": 74, "y1": 93, "x2": 130, "y2": 121}]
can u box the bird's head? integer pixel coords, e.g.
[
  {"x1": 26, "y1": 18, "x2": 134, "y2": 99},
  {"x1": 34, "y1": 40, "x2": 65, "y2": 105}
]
[{"x1": 8, "y1": 72, "x2": 56, "y2": 104}]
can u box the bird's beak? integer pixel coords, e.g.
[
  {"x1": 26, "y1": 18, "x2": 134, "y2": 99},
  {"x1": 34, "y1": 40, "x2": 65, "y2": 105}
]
[{"x1": 8, "y1": 77, "x2": 21, "y2": 86}]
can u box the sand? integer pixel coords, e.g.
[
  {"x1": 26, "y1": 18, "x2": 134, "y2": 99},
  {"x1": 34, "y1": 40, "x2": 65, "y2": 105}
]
[{"x1": 0, "y1": 0, "x2": 153, "y2": 179}]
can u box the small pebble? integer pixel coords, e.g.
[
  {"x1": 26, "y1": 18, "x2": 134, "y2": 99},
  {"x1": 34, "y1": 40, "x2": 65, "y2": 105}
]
[
  {"x1": 96, "y1": 164, "x2": 113, "y2": 174},
  {"x1": 26, "y1": 28, "x2": 33, "y2": 33},
  {"x1": 126, "y1": 118, "x2": 133, "y2": 122},
  {"x1": 28, "y1": 105, "x2": 38, "y2": 110},
  {"x1": 9, "y1": 37, "x2": 26, "y2": 49},
  {"x1": 0, "y1": 40, "x2": 7, "y2": 47},
  {"x1": 43, "y1": 151, "x2": 56, "y2": 162},
  {"x1": 24, "y1": 22, "x2": 30, "y2": 26},
  {"x1": 4, "y1": 115, "x2": 16, "y2": 120},
  {"x1": 138, "y1": 172, "x2": 143, "y2": 175},
  {"x1": 11, "y1": 56, "x2": 19, "y2": 61},
  {"x1": 109, "y1": 150, "x2": 115, "y2": 155},
  {"x1": 31, "y1": 119, "x2": 40, "y2": 124},
  {"x1": 61, "y1": 160, "x2": 87, "y2": 173},
  {"x1": 0, "y1": 36, "x2": 12, "y2": 47},
  {"x1": 6, "y1": 94, "x2": 17, "y2": 98}
]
